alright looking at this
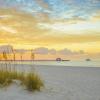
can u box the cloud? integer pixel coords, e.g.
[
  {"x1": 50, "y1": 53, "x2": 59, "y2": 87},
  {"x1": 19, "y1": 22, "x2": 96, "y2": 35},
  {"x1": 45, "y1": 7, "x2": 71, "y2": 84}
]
[
  {"x1": 35, "y1": 12, "x2": 50, "y2": 22},
  {"x1": 57, "y1": 49, "x2": 84, "y2": 55},
  {"x1": 49, "y1": 49, "x2": 56, "y2": 54},
  {"x1": 58, "y1": 49, "x2": 73, "y2": 55},
  {"x1": 0, "y1": 9, "x2": 45, "y2": 37},
  {"x1": 0, "y1": 8, "x2": 100, "y2": 49},
  {"x1": 0, "y1": 8, "x2": 99, "y2": 46},
  {"x1": 0, "y1": 15, "x2": 12, "y2": 19},
  {"x1": 33, "y1": 47, "x2": 49, "y2": 54},
  {"x1": 34, "y1": 0, "x2": 51, "y2": 10},
  {"x1": 0, "y1": 0, "x2": 100, "y2": 20},
  {"x1": 32, "y1": 47, "x2": 84, "y2": 55},
  {"x1": 38, "y1": 21, "x2": 100, "y2": 34},
  {"x1": 88, "y1": 0, "x2": 100, "y2": 4},
  {"x1": 0, "y1": 25, "x2": 17, "y2": 34},
  {"x1": 14, "y1": 49, "x2": 28, "y2": 53},
  {"x1": 90, "y1": 12, "x2": 100, "y2": 21}
]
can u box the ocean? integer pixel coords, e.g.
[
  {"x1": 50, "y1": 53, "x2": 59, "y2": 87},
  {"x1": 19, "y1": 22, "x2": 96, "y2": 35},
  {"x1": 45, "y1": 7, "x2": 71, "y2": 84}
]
[{"x1": 0, "y1": 60, "x2": 100, "y2": 67}]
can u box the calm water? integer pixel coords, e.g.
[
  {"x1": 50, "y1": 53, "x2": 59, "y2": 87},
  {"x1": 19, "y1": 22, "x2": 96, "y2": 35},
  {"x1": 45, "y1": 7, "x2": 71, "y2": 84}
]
[{"x1": 0, "y1": 60, "x2": 100, "y2": 67}]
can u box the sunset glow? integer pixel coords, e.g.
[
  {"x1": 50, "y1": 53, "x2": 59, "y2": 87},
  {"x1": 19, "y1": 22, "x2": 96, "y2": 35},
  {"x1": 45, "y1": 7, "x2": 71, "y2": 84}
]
[{"x1": 0, "y1": 0, "x2": 100, "y2": 54}]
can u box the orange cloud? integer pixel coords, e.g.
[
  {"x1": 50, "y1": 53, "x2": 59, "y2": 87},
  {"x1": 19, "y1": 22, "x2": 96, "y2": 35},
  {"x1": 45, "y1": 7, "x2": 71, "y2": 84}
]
[{"x1": 0, "y1": 8, "x2": 100, "y2": 53}]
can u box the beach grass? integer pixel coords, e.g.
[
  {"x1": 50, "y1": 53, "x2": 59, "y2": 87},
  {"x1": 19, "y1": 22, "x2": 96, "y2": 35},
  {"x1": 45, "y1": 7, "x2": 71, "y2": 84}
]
[
  {"x1": 0, "y1": 66, "x2": 44, "y2": 92},
  {"x1": 23, "y1": 72, "x2": 44, "y2": 91}
]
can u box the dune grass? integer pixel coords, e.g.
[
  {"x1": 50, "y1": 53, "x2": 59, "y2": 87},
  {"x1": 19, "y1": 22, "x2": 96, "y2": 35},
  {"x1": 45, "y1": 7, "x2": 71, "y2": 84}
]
[
  {"x1": 0, "y1": 66, "x2": 44, "y2": 92},
  {"x1": 23, "y1": 72, "x2": 44, "y2": 91}
]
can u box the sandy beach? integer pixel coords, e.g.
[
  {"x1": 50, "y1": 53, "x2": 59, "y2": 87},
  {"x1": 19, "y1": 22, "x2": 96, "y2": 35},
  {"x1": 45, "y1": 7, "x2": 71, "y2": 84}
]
[
  {"x1": 0, "y1": 63, "x2": 100, "y2": 100},
  {"x1": 0, "y1": 0, "x2": 100, "y2": 99}
]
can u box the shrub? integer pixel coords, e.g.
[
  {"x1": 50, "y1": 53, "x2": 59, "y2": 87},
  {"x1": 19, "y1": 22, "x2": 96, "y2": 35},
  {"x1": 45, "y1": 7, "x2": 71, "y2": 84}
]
[{"x1": 23, "y1": 72, "x2": 44, "y2": 91}]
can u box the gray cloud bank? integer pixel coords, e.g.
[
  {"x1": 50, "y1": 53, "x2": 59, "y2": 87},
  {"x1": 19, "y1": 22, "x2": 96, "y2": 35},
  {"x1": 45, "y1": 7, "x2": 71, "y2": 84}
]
[
  {"x1": 0, "y1": 45, "x2": 85, "y2": 55},
  {"x1": 32, "y1": 47, "x2": 85, "y2": 55}
]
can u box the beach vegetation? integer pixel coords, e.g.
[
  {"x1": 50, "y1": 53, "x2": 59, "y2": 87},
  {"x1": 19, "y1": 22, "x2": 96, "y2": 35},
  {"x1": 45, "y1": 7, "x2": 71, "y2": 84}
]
[{"x1": 0, "y1": 66, "x2": 44, "y2": 92}]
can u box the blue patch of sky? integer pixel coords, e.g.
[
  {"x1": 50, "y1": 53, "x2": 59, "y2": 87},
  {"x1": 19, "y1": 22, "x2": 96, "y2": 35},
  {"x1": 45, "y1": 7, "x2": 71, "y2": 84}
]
[{"x1": 0, "y1": 0, "x2": 100, "y2": 19}]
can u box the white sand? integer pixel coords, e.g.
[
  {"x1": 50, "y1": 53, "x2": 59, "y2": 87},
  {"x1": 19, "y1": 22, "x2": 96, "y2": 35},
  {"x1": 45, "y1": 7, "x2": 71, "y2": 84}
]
[{"x1": 0, "y1": 64, "x2": 100, "y2": 100}]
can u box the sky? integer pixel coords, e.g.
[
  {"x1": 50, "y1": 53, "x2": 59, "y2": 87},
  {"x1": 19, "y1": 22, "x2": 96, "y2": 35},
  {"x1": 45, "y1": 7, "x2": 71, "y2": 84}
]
[{"x1": 0, "y1": 0, "x2": 100, "y2": 54}]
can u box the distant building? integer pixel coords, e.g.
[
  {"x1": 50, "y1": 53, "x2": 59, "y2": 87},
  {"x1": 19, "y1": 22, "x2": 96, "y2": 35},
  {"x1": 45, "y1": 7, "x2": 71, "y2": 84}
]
[
  {"x1": 56, "y1": 58, "x2": 62, "y2": 61},
  {"x1": 86, "y1": 58, "x2": 91, "y2": 61}
]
